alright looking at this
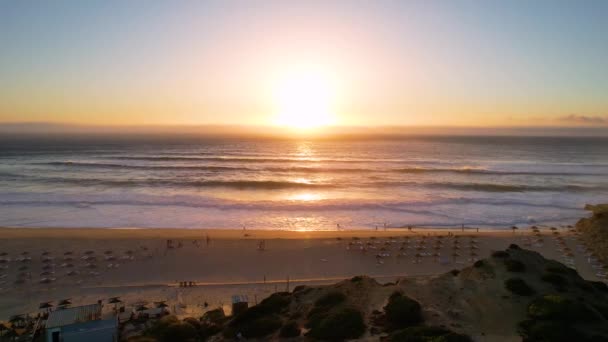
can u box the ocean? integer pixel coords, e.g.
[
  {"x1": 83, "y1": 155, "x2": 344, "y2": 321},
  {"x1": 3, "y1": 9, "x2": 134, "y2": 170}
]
[{"x1": 1, "y1": 135, "x2": 607, "y2": 230}]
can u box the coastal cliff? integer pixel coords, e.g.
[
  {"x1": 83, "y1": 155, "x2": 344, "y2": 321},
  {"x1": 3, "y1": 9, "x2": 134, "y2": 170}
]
[{"x1": 577, "y1": 204, "x2": 608, "y2": 263}]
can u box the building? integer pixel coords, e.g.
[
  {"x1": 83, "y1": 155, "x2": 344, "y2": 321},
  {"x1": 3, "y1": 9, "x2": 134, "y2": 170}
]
[
  {"x1": 231, "y1": 295, "x2": 249, "y2": 316},
  {"x1": 45, "y1": 303, "x2": 117, "y2": 342}
]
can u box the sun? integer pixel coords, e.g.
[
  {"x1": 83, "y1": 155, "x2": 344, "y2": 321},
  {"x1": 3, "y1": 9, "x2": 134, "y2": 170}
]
[{"x1": 273, "y1": 67, "x2": 337, "y2": 129}]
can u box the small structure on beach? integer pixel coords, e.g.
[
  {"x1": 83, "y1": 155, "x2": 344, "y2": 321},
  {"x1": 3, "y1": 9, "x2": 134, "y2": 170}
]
[
  {"x1": 231, "y1": 295, "x2": 249, "y2": 316},
  {"x1": 45, "y1": 303, "x2": 117, "y2": 342}
]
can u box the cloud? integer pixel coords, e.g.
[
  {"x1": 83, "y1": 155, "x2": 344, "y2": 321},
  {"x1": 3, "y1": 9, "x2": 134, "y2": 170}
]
[{"x1": 559, "y1": 114, "x2": 607, "y2": 124}]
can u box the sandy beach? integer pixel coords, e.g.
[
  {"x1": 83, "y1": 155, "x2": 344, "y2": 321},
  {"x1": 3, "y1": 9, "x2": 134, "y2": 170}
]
[{"x1": 0, "y1": 227, "x2": 602, "y2": 321}]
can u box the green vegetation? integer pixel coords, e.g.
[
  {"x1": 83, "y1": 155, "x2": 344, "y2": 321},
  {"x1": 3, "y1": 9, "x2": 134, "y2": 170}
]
[
  {"x1": 504, "y1": 278, "x2": 535, "y2": 296},
  {"x1": 504, "y1": 259, "x2": 525, "y2": 272},
  {"x1": 473, "y1": 260, "x2": 484, "y2": 268},
  {"x1": 541, "y1": 273, "x2": 568, "y2": 289},
  {"x1": 384, "y1": 291, "x2": 423, "y2": 329},
  {"x1": 450, "y1": 269, "x2": 460, "y2": 276},
  {"x1": 307, "y1": 307, "x2": 365, "y2": 341},
  {"x1": 390, "y1": 326, "x2": 472, "y2": 342},
  {"x1": 144, "y1": 315, "x2": 199, "y2": 342},
  {"x1": 518, "y1": 295, "x2": 607, "y2": 341},
  {"x1": 527, "y1": 295, "x2": 599, "y2": 322},
  {"x1": 279, "y1": 320, "x2": 301, "y2": 338},
  {"x1": 491, "y1": 250, "x2": 510, "y2": 258},
  {"x1": 224, "y1": 292, "x2": 290, "y2": 338},
  {"x1": 314, "y1": 291, "x2": 347, "y2": 307}
]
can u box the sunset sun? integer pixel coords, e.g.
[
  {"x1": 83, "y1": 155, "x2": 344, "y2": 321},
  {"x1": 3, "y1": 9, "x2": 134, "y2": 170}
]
[{"x1": 273, "y1": 67, "x2": 337, "y2": 129}]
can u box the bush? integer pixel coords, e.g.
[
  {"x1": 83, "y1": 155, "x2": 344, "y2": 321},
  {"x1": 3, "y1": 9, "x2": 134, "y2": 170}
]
[
  {"x1": 390, "y1": 326, "x2": 472, "y2": 342},
  {"x1": 527, "y1": 295, "x2": 599, "y2": 322},
  {"x1": 491, "y1": 251, "x2": 510, "y2": 258},
  {"x1": 201, "y1": 308, "x2": 225, "y2": 325},
  {"x1": 315, "y1": 291, "x2": 347, "y2": 307},
  {"x1": 351, "y1": 275, "x2": 364, "y2": 283},
  {"x1": 308, "y1": 307, "x2": 365, "y2": 341},
  {"x1": 504, "y1": 259, "x2": 526, "y2": 272},
  {"x1": 226, "y1": 293, "x2": 290, "y2": 339},
  {"x1": 508, "y1": 244, "x2": 521, "y2": 250},
  {"x1": 279, "y1": 321, "x2": 301, "y2": 338},
  {"x1": 384, "y1": 292, "x2": 423, "y2": 329},
  {"x1": 505, "y1": 278, "x2": 535, "y2": 296},
  {"x1": 518, "y1": 319, "x2": 581, "y2": 342},
  {"x1": 450, "y1": 269, "x2": 460, "y2": 276},
  {"x1": 589, "y1": 281, "x2": 608, "y2": 293},
  {"x1": 541, "y1": 273, "x2": 568, "y2": 287},
  {"x1": 145, "y1": 315, "x2": 199, "y2": 342},
  {"x1": 473, "y1": 260, "x2": 484, "y2": 268},
  {"x1": 239, "y1": 315, "x2": 282, "y2": 338}
]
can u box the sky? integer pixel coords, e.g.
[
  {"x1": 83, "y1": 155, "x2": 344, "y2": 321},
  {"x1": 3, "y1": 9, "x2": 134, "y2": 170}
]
[{"x1": 1, "y1": 0, "x2": 607, "y2": 128}]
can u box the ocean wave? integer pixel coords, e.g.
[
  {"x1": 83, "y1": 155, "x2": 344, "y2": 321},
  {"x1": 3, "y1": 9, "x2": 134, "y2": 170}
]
[
  {"x1": 35, "y1": 161, "x2": 606, "y2": 177},
  {"x1": 23, "y1": 176, "x2": 333, "y2": 189},
  {"x1": 0, "y1": 192, "x2": 583, "y2": 213}
]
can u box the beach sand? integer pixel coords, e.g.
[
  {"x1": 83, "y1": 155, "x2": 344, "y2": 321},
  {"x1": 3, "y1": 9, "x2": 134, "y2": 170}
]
[{"x1": 0, "y1": 227, "x2": 600, "y2": 320}]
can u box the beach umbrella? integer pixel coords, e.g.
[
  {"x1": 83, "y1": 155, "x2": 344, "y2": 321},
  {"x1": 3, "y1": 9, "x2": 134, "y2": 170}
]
[
  {"x1": 66, "y1": 270, "x2": 78, "y2": 276},
  {"x1": 17, "y1": 266, "x2": 27, "y2": 271},
  {"x1": 9, "y1": 315, "x2": 25, "y2": 327},
  {"x1": 58, "y1": 299, "x2": 72, "y2": 306},
  {"x1": 565, "y1": 252, "x2": 574, "y2": 257},
  {"x1": 108, "y1": 297, "x2": 122, "y2": 304},
  {"x1": 64, "y1": 251, "x2": 73, "y2": 255},
  {"x1": 0, "y1": 252, "x2": 7, "y2": 256},
  {"x1": 125, "y1": 250, "x2": 134, "y2": 255},
  {"x1": 41, "y1": 251, "x2": 50, "y2": 256},
  {"x1": 155, "y1": 301, "x2": 168, "y2": 308},
  {"x1": 42, "y1": 259, "x2": 52, "y2": 264},
  {"x1": 85, "y1": 263, "x2": 97, "y2": 269},
  {"x1": 104, "y1": 250, "x2": 113, "y2": 255},
  {"x1": 511, "y1": 226, "x2": 518, "y2": 234},
  {"x1": 39, "y1": 302, "x2": 53, "y2": 311},
  {"x1": 135, "y1": 305, "x2": 148, "y2": 312},
  {"x1": 21, "y1": 252, "x2": 29, "y2": 256},
  {"x1": 453, "y1": 245, "x2": 460, "y2": 250}
]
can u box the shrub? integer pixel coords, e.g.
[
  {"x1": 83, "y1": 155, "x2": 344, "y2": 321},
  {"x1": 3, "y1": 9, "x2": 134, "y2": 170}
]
[
  {"x1": 450, "y1": 269, "x2": 460, "y2": 276},
  {"x1": 390, "y1": 326, "x2": 473, "y2": 342},
  {"x1": 527, "y1": 295, "x2": 599, "y2": 322},
  {"x1": 589, "y1": 281, "x2": 608, "y2": 293},
  {"x1": 504, "y1": 259, "x2": 526, "y2": 272},
  {"x1": 473, "y1": 260, "x2": 484, "y2": 268},
  {"x1": 237, "y1": 315, "x2": 282, "y2": 338},
  {"x1": 508, "y1": 244, "x2": 521, "y2": 250},
  {"x1": 307, "y1": 307, "x2": 365, "y2": 341},
  {"x1": 226, "y1": 293, "x2": 290, "y2": 339},
  {"x1": 279, "y1": 321, "x2": 301, "y2": 338},
  {"x1": 384, "y1": 292, "x2": 423, "y2": 329},
  {"x1": 145, "y1": 315, "x2": 199, "y2": 342},
  {"x1": 491, "y1": 251, "x2": 510, "y2": 258},
  {"x1": 258, "y1": 292, "x2": 291, "y2": 313},
  {"x1": 518, "y1": 319, "x2": 581, "y2": 342},
  {"x1": 201, "y1": 308, "x2": 226, "y2": 325},
  {"x1": 315, "y1": 291, "x2": 346, "y2": 307},
  {"x1": 351, "y1": 275, "x2": 364, "y2": 283},
  {"x1": 504, "y1": 278, "x2": 535, "y2": 296},
  {"x1": 541, "y1": 273, "x2": 568, "y2": 287}
]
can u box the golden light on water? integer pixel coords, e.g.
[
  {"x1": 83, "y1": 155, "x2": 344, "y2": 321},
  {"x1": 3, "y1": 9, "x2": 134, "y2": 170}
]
[{"x1": 289, "y1": 192, "x2": 322, "y2": 201}]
